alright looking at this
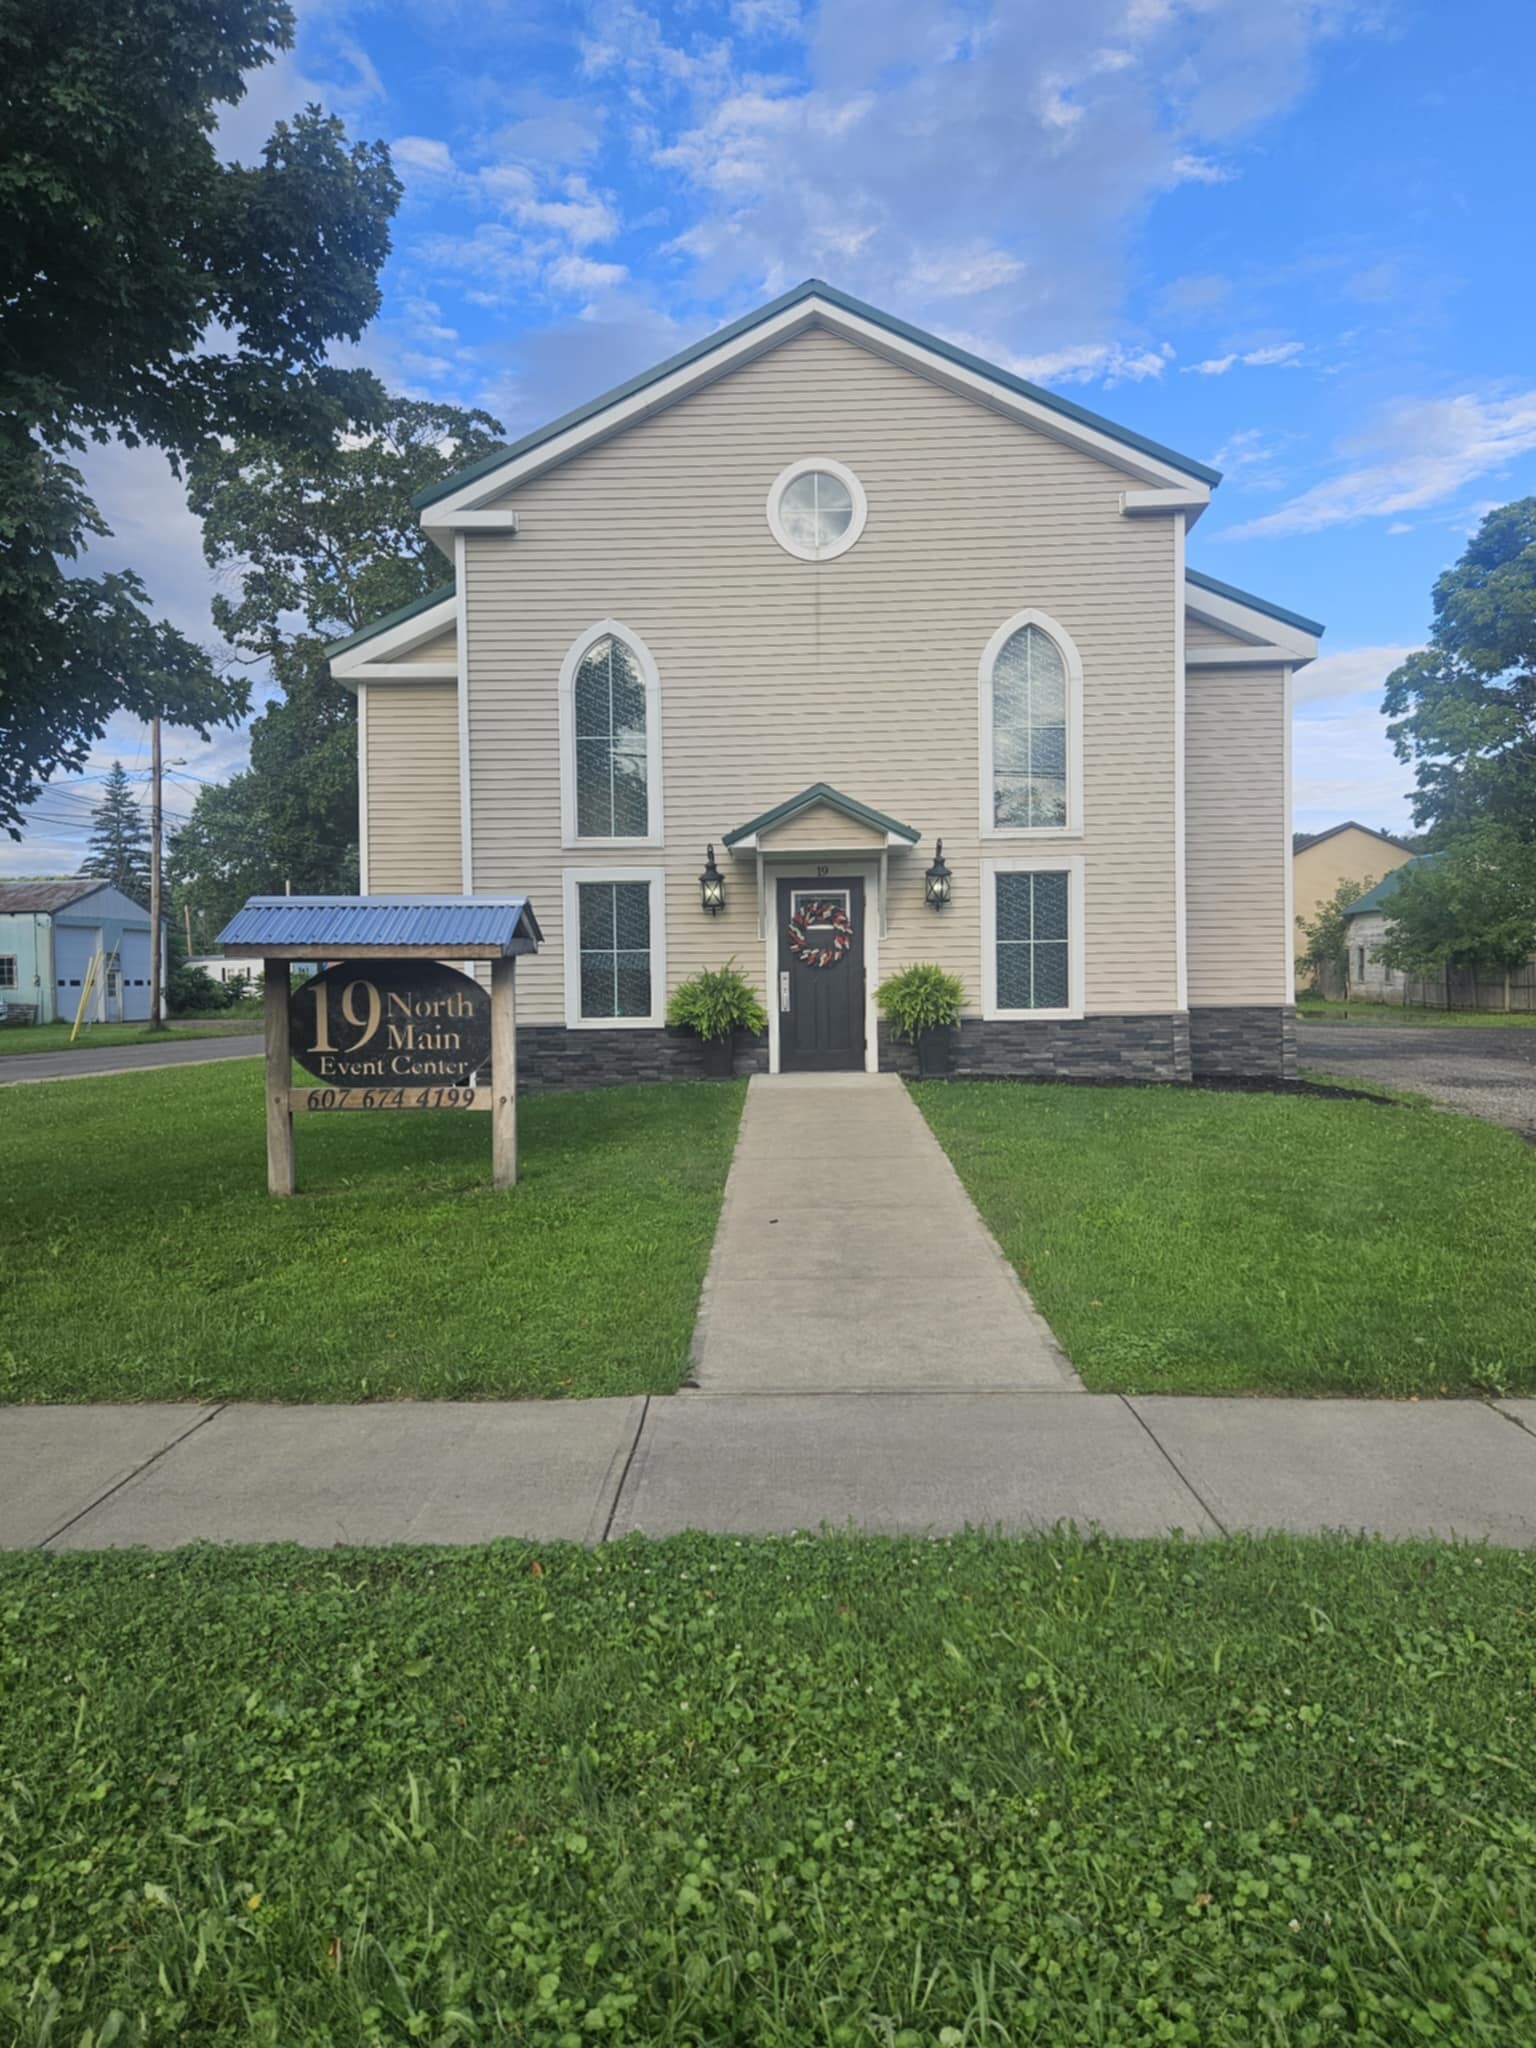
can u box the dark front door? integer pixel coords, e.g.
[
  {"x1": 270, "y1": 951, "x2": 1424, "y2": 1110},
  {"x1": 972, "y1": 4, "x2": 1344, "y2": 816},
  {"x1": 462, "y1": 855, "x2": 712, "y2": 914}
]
[{"x1": 778, "y1": 877, "x2": 866, "y2": 1072}]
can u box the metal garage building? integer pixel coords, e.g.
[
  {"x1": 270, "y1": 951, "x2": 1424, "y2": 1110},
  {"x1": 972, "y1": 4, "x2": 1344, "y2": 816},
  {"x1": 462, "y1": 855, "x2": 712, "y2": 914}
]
[{"x1": 0, "y1": 881, "x2": 167, "y2": 1025}]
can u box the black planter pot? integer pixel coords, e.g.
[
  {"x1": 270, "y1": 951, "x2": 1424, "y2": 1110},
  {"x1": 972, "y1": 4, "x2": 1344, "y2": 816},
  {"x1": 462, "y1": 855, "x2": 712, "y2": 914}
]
[
  {"x1": 915, "y1": 1026, "x2": 956, "y2": 1078},
  {"x1": 699, "y1": 1032, "x2": 736, "y2": 1079}
]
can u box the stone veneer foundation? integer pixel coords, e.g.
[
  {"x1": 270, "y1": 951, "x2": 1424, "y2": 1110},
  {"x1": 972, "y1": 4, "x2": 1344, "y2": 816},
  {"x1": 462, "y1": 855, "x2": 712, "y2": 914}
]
[
  {"x1": 1186, "y1": 1005, "x2": 1297, "y2": 1081},
  {"x1": 509, "y1": 1007, "x2": 1295, "y2": 1093},
  {"x1": 879, "y1": 1012, "x2": 1194, "y2": 1082}
]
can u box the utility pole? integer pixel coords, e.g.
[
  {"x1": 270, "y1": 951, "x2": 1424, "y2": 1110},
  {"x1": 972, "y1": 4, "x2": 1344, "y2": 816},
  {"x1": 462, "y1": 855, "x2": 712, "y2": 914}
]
[
  {"x1": 184, "y1": 902, "x2": 193, "y2": 958},
  {"x1": 148, "y1": 715, "x2": 164, "y2": 1028}
]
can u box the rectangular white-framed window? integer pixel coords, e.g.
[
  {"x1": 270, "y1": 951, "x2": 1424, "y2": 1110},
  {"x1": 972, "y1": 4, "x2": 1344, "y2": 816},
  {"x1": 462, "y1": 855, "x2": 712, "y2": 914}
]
[
  {"x1": 562, "y1": 867, "x2": 667, "y2": 1029},
  {"x1": 0, "y1": 955, "x2": 17, "y2": 989},
  {"x1": 981, "y1": 855, "x2": 1086, "y2": 1021}
]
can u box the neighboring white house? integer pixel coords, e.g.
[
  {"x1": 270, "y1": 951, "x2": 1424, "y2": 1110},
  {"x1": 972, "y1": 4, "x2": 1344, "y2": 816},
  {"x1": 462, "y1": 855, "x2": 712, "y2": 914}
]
[
  {"x1": 328, "y1": 279, "x2": 1324, "y2": 1085},
  {"x1": 1345, "y1": 856, "x2": 1536, "y2": 1011},
  {"x1": 0, "y1": 880, "x2": 166, "y2": 1024},
  {"x1": 183, "y1": 954, "x2": 257, "y2": 989}
]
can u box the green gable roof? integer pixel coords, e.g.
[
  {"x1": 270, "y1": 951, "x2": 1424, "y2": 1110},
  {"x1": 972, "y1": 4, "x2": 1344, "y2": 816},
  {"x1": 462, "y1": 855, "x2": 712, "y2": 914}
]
[
  {"x1": 722, "y1": 783, "x2": 921, "y2": 848},
  {"x1": 413, "y1": 279, "x2": 1223, "y2": 513},
  {"x1": 324, "y1": 581, "x2": 456, "y2": 660},
  {"x1": 1343, "y1": 854, "x2": 1444, "y2": 919}
]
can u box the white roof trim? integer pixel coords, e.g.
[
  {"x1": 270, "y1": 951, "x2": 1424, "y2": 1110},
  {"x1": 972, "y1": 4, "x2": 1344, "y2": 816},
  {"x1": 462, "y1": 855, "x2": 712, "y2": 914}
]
[
  {"x1": 1184, "y1": 579, "x2": 1318, "y2": 665},
  {"x1": 422, "y1": 297, "x2": 1213, "y2": 531},
  {"x1": 330, "y1": 594, "x2": 461, "y2": 683}
]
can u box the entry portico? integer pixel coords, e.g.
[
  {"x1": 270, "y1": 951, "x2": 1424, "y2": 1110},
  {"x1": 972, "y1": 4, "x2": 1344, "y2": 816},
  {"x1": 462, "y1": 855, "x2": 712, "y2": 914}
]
[{"x1": 723, "y1": 783, "x2": 922, "y2": 1074}]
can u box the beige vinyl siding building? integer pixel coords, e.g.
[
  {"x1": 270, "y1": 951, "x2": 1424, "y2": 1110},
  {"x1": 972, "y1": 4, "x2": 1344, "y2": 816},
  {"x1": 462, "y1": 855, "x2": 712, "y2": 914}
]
[{"x1": 334, "y1": 281, "x2": 1322, "y2": 1086}]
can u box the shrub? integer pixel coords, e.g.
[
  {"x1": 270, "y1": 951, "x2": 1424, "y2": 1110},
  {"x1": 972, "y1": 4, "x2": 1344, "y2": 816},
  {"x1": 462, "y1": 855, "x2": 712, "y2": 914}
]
[
  {"x1": 166, "y1": 963, "x2": 230, "y2": 1014},
  {"x1": 875, "y1": 962, "x2": 965, "y2": 1039},
  {"x1": 666, "y1": 962, "x2": 769, "y2": 1042}
]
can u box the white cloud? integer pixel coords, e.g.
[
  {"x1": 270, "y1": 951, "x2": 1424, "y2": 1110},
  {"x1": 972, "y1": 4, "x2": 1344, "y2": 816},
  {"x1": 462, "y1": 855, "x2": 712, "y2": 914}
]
[
  {"x1": 614, "y1": 0, "x2": 1374, "y2": 362},
  {"x1": 1170, "y1": 152, "x2": 1231, "y2": 183},
  {"x1": 975, "y1": 336, "x2": 1174, "y2": 387},
  {"x1": 1293, "y1": 693, "x2": 1415, "y2": 836},
  {"x1": 904, "y1": 248, "x2": 1028, "y2": 301},
  {"x1": 731, "y1": 0, "x2": 802, "y2": 33},
  {"x1": 392, "y1": 135, "x2": 460, "y2": 180},
  {"x1": 548, "y1": 253, "x2": 631, "y2": 297},
  {"x1": 1182, "y1": 339, "x2": 1303, "y2": 374},
  {"x1": 1292, "y1": 644, "x2": 1419, "y2": 708},
  {"x1": 1224, "y1": 388, "x2": 1536, "y2": 538}
]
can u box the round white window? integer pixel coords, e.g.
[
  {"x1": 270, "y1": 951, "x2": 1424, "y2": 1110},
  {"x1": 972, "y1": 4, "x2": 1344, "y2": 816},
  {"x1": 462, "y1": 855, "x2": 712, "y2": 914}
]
[{"x1": 767, "y1": 457, "x2": 867, "y2": 562}]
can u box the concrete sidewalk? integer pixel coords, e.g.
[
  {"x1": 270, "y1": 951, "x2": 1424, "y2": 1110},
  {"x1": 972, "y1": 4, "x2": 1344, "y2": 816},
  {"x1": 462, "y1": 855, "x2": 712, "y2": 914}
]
[
  {"x1": 6, "y1": 1393, "x2": 1534, "y2": 1551},
  {"x1": 691, "y1": 1073, "x2": 1078, "y2": 1392}
]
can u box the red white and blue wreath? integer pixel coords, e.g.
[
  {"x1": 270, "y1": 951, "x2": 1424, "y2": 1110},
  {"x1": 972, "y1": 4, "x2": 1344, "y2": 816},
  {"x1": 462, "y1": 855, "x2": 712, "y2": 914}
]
[{"x1": 786, "y1": 900, "x2": 853, "y2": 969}]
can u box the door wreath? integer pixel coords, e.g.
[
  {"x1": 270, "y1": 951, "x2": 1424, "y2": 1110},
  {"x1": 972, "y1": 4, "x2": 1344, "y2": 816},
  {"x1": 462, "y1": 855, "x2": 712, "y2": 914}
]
[{"x1": 787, "y1": 900, "x2": 852, "y2": 969}]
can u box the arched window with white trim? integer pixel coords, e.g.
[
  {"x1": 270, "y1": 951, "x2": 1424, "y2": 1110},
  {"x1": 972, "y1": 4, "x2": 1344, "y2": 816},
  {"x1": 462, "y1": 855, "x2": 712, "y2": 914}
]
[
  {"x1": 559, "y1": 621, "x2": 663, "y2": 846},
  {"x1": 978, "y1": 610, "x2": 1083, "y2": 837}
]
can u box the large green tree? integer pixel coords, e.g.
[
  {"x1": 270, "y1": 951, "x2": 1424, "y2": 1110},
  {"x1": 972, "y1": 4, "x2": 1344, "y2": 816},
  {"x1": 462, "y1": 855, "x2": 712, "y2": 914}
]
[
  {"x1": 1375, "y1": 826, "x2": 1536, "y2": 989},
  {"x1": 79, "y1": 760, "x2": 150, "y2": 902},
  {"x1": 1383, "y1": 499, "x2": 1536, "y2": 840},
  {"x1": 0, "y1": 0, "x2": 401, "y2": 838},
  {"x1": 171, "y1": 396, "x2": 505, "y2": 943}
]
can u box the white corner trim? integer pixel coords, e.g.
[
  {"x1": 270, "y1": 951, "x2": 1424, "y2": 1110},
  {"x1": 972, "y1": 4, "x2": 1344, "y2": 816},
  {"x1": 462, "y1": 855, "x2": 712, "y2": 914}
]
[
  {"x1": 1173, "y1": 513, "x2": 1188, "y2": 1013},
  {"x1": 1282, "y1": 664, "x2": 1295, "y2": 1005},
  {"x1": 977, "y1": 608, "x2": 1085, "y2": 842},
  {"x1": 421, "y1": 295, "x2": 1208, "y2": 525},
  {"x1": 329, "y1": 593, "x2": 461, "y2": 679},
  {"x1": 561, "y1": 866, "x2": 668, "y2": 1030},
  {"x1": 558, "y1": 619, "x2": 665, "y2": 850},
  {"x1": 765, "y1": 456, "x2": 868, "y2": 563},
  {"x1": 356, "y1": 682, "x2": 369, "y2": 894},
  {"x1": 455, "y1": 536, "x2": 473, "y2": 893},
  {"x1": 1123, "y1": 487, "x2": 1210, "y2": 522},
  {"x1": 980, "y1": 854, "x2": 1087, "y2": 1022}
]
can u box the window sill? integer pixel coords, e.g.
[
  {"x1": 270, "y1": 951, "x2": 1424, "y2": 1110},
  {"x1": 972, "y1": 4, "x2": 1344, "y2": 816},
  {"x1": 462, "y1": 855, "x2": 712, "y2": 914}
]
[
  {"x1": 564, "y1": 1013, "x2": 666, "y2": 1032},
  {"x1": 981, "y1": 1007, "x2": 1084, "y2": 1024},
  {"x1": 980, "y1": 827, "x2": 1084, "y2": 843},
  {"x1": 562, "y1": 835, "x2": 665, "y2": 852}
]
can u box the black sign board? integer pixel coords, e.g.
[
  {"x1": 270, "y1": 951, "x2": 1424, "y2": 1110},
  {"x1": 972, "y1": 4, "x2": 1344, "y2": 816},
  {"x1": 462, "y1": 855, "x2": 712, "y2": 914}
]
[{"x1": 289, "y1": 960, "x2": 491, "y2": 1087}]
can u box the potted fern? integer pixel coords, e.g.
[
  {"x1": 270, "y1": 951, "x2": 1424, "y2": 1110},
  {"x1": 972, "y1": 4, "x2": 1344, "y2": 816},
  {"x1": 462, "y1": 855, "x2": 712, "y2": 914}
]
[
  {"x1": 667, "y1": 962, "x2": 769, "y2": 1079},
  {"x1": 875, "y1": 962, "x2": 965, "y2": 1078}
]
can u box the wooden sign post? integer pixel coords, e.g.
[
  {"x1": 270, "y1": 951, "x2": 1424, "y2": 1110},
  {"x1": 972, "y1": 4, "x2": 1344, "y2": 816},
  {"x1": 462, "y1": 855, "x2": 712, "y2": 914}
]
[
  {"x1": 214, "y1": 896, "x2": 542, "y2": 1198},
  {"x1": 265, "y1": 957, "x2": 295, "y2": 1198}
]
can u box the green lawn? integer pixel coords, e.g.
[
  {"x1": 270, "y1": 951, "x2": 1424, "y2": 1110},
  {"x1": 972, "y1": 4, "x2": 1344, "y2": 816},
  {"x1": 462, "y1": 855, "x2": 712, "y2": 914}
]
[
  {"x1": 1298, "y1": 999, "x2": 1536, "y2": 1029},
  {"x1": 0, "y1": 1017, "x2": 259, "y2": 1056},
  {"x1": 2, "y1": 1533, "x2": 1532, "y2": 2047},
  {"x1": 0, "y1": 1064, "x2": 744, "y2": 1401},
  {"x1": 912, "y1": 1081, "x2": 1536, "y2": 1396}
]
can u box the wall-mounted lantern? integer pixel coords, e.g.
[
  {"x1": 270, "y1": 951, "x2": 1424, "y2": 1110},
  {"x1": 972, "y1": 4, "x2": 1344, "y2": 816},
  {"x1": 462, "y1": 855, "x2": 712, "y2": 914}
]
[
  {"x1": 699, "y1": 844, "x2": 726, "y2": 915},
  {"x1": 924, "y1": 839, "x2": 952, "y2": 909}
]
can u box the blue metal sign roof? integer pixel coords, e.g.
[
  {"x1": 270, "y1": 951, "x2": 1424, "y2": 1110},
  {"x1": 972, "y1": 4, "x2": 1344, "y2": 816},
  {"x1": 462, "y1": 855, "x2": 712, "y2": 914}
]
[{"x1": 217, "y1": 895, "x2": 542, "y2": 956}]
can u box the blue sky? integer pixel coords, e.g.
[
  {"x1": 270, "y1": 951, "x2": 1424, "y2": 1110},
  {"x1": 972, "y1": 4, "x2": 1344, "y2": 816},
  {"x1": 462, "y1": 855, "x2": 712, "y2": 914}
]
[{"x1": 13, "y1": 0, "x2": 1536, "y2": 872}]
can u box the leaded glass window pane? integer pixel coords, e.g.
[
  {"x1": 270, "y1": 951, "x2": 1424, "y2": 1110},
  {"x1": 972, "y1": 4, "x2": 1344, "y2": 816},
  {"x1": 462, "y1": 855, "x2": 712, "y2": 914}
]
[
  {"x1": 578, "y1": 881, "x2": 653, "y2": 1019},
  {"x1": 991, "y1": 624, "x2": 1069, "y2": 829},
  {"x1": 994, "y1": 870, "x2": 1072, "y2": 1011},
  {"x1": 573, "y1": 636, "x2": 648, "y2": 837}
]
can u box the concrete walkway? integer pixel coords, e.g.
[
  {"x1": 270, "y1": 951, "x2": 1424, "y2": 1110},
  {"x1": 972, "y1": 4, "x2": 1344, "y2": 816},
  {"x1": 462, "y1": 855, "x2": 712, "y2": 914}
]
[
  {"x1": 5, "y1": 1395, "x2": 1534, "y2": 1550},
  {"x1": 0, "y1": 1034, "x2": 262, "y2": 1084},
  {"x1": 690, "y1": 1073, "x2": 1077, "y2": 1392}
]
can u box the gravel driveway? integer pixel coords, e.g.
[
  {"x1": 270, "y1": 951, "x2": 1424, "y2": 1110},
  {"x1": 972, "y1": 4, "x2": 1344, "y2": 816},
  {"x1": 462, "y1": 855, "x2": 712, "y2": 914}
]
[{"x1": 1301, "y1": 1022, "x2": 1536, "y2": 1140}]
